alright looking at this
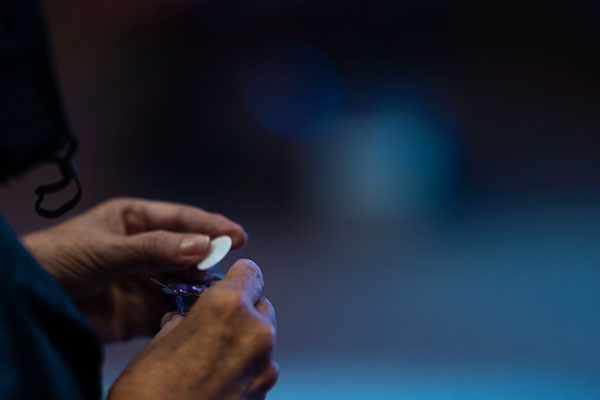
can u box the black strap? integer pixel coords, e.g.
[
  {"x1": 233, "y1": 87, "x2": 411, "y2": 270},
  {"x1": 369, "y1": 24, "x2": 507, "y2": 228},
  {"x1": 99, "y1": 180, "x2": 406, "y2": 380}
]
[{"x1": 34, "y1": 137, "x2": 82, "y2": 219}]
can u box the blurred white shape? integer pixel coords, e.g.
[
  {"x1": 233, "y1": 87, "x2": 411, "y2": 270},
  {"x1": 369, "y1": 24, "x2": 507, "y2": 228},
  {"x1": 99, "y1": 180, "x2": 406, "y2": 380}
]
[{"x1": 197, "y1": 235, "x2": 232, "y2": 271}]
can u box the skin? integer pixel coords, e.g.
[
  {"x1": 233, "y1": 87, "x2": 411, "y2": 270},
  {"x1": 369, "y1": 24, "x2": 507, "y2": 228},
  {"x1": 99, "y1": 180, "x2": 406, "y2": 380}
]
[{"x1": 22, "y1": 198, "x2": 278, "y2": 399}]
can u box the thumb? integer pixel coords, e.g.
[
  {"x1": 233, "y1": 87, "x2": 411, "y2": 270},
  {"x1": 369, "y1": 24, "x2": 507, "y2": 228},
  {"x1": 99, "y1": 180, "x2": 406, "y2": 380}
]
[{"x1": 117, "y1": 230, "x2": 211, "y2": 272}]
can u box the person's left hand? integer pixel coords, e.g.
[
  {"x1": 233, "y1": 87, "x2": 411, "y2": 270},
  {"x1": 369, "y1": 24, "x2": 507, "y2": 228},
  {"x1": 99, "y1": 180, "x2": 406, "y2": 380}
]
[{"x1": 22, "y1": 197, "x2": 247, "y2": 342}]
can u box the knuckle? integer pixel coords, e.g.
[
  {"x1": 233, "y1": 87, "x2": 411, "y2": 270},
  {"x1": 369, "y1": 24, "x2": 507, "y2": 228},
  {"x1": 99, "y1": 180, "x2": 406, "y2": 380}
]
[
  {"x1": 244, "y1": 361, "x2": 279, "y2": 397},
  {"x1": 257, "y1": 297, "x2": 276, "y2": 326},
  {"x1": 117, "y1": 200, "x2": 149, "y2": 234},
  {"x1": 205, "y1": 288, "x2": 245, "y2": 314},
  {"x1": 221, "y1": 289, "x2": 244, "y2": 307},
  {"x1": 263, "y1": 297, "x2": 275, "y2": 314},
  {"x1": 235, "y1": 259, "x2": 264, "y2": 283},
  {"x1": 135, "y1": 230, "x2": 169, "y2": 261},
  {"x1": 265, "y1": 362, "x2": 280, "y2": 389},
  {"x1": 141, "y1": 230, "x2": 166, "y2": 250},
  {"x1": 253, "y1": 322, "x2": 275, "y2": 354}
]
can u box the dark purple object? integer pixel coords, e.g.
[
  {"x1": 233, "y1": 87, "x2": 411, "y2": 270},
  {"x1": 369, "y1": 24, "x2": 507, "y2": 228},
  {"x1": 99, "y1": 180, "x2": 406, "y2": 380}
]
[{"x1": 151, "y1": 274, "x2": 222, "y2": 315}]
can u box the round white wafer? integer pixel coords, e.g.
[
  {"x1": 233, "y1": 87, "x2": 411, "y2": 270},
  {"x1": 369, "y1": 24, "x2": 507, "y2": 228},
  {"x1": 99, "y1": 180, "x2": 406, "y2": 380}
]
[{"x1": 196, "y1": 236, "x2": 233, "y2": 271}]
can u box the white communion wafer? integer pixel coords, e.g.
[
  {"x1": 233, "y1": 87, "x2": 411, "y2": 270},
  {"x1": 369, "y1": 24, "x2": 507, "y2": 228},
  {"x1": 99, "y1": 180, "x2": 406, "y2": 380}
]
[{"x1": 196, "y1": 235, "x2": 233, "y2": 271}]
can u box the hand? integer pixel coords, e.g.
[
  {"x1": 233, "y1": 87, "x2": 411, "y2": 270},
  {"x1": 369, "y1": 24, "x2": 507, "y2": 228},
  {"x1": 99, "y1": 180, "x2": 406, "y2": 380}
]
[
  {"x1": 108, "y1": 259, "x2": 278, "y2": 400},
  {"x1": 22, "y1": 197, "x2": 247, "y2": 342}
]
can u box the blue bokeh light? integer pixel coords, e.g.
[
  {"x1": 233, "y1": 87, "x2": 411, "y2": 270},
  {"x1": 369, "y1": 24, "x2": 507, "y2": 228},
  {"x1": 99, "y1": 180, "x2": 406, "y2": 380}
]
[
  {"x1": 270, "y1": 356, "x2": 600, "y2": 400},
  {"x1": 309, "y1": 97, "x2": 459, "y2": 218},
  {"x1": 240, "y1": 43, "x2": 343, "y2": 140}
]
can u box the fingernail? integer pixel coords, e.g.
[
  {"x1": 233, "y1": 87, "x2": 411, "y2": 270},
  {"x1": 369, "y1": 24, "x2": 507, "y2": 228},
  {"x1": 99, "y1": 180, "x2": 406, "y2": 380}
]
[{"x1": 180, "y1": 235, "x2": 210, "y2": 256}]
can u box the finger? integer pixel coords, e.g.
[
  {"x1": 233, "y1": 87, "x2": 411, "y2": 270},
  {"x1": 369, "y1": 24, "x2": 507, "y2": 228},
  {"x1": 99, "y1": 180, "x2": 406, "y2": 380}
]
[
  {"x1": 255, "y1": 297, "x2": 276, "y2": 327},
  {"x1": 160, "y1": 311, "x2": 180, "y2": 328},
  {"x1": 116, "y1": 230, "x2": 211, "y2": 272},
  {"x1": 123, "y1": 199, "x2": 247, "y2": 249},
  {"x1": 244, "y1": 361, "x2": 279, "y2": 398},
  {"x1": 155, "y1": 312, "x2": 184, "y2": 340},
  {"x1": 214, "y1": 259, "x2": 264, "y2": 304}
]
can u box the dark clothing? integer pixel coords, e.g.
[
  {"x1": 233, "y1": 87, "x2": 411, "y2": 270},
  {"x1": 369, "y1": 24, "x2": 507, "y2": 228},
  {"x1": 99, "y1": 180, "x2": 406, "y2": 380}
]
[
  {"x1": 0, "y1": 217, "x2": 102, "y2": 399},
  {"x1": 1, "y1": 0, "x2": 103, "y2": 398},
  {"x1": 0, "y1": 0, "x2": 73, "y2": 181}
]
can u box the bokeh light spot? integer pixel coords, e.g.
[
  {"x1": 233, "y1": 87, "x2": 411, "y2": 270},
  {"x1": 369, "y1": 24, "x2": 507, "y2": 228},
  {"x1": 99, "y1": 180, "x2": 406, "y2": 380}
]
[{"x1": 240, "y1": 43, "x2": 343, "y2": 140}]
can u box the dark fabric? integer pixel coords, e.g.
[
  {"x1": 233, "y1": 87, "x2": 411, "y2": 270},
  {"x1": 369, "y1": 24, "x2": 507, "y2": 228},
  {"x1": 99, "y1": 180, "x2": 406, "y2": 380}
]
[
  {"x1": 0, "y1": 216, "x2": 103, "y2": 399},
  {"x1": 0, "y1": 0, "x2": 73, "y2": 182},
  {"x1": 0, "y1": 0, "x2": 102, "y2": 396}
]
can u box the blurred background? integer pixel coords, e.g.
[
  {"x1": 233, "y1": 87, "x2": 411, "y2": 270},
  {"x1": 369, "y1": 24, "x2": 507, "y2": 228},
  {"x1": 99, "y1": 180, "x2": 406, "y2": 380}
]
[{"x1": 2, "y1": 0, "x2": 600, "y2": 398}]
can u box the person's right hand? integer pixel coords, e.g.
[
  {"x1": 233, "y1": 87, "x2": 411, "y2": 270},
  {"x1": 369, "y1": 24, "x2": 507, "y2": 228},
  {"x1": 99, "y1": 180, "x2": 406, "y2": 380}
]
[{"x1": 108, "y1": 259, "x2": 278, "y2": 400}]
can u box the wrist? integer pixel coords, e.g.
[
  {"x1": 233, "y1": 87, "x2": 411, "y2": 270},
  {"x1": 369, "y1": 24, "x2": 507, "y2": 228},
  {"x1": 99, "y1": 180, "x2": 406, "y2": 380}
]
[
  {"x1": 21, "y1": 231, "x2": 55, "y2": 274},
  {"x1": 21, "y1": 230, "x2": 71, "y2": 292},
  {"x1": 108, "y1": 349, "x2": 245, "y2": 400},
  {"x1": 108, "y1": 367, "x2": 183, "y2": 400}
]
